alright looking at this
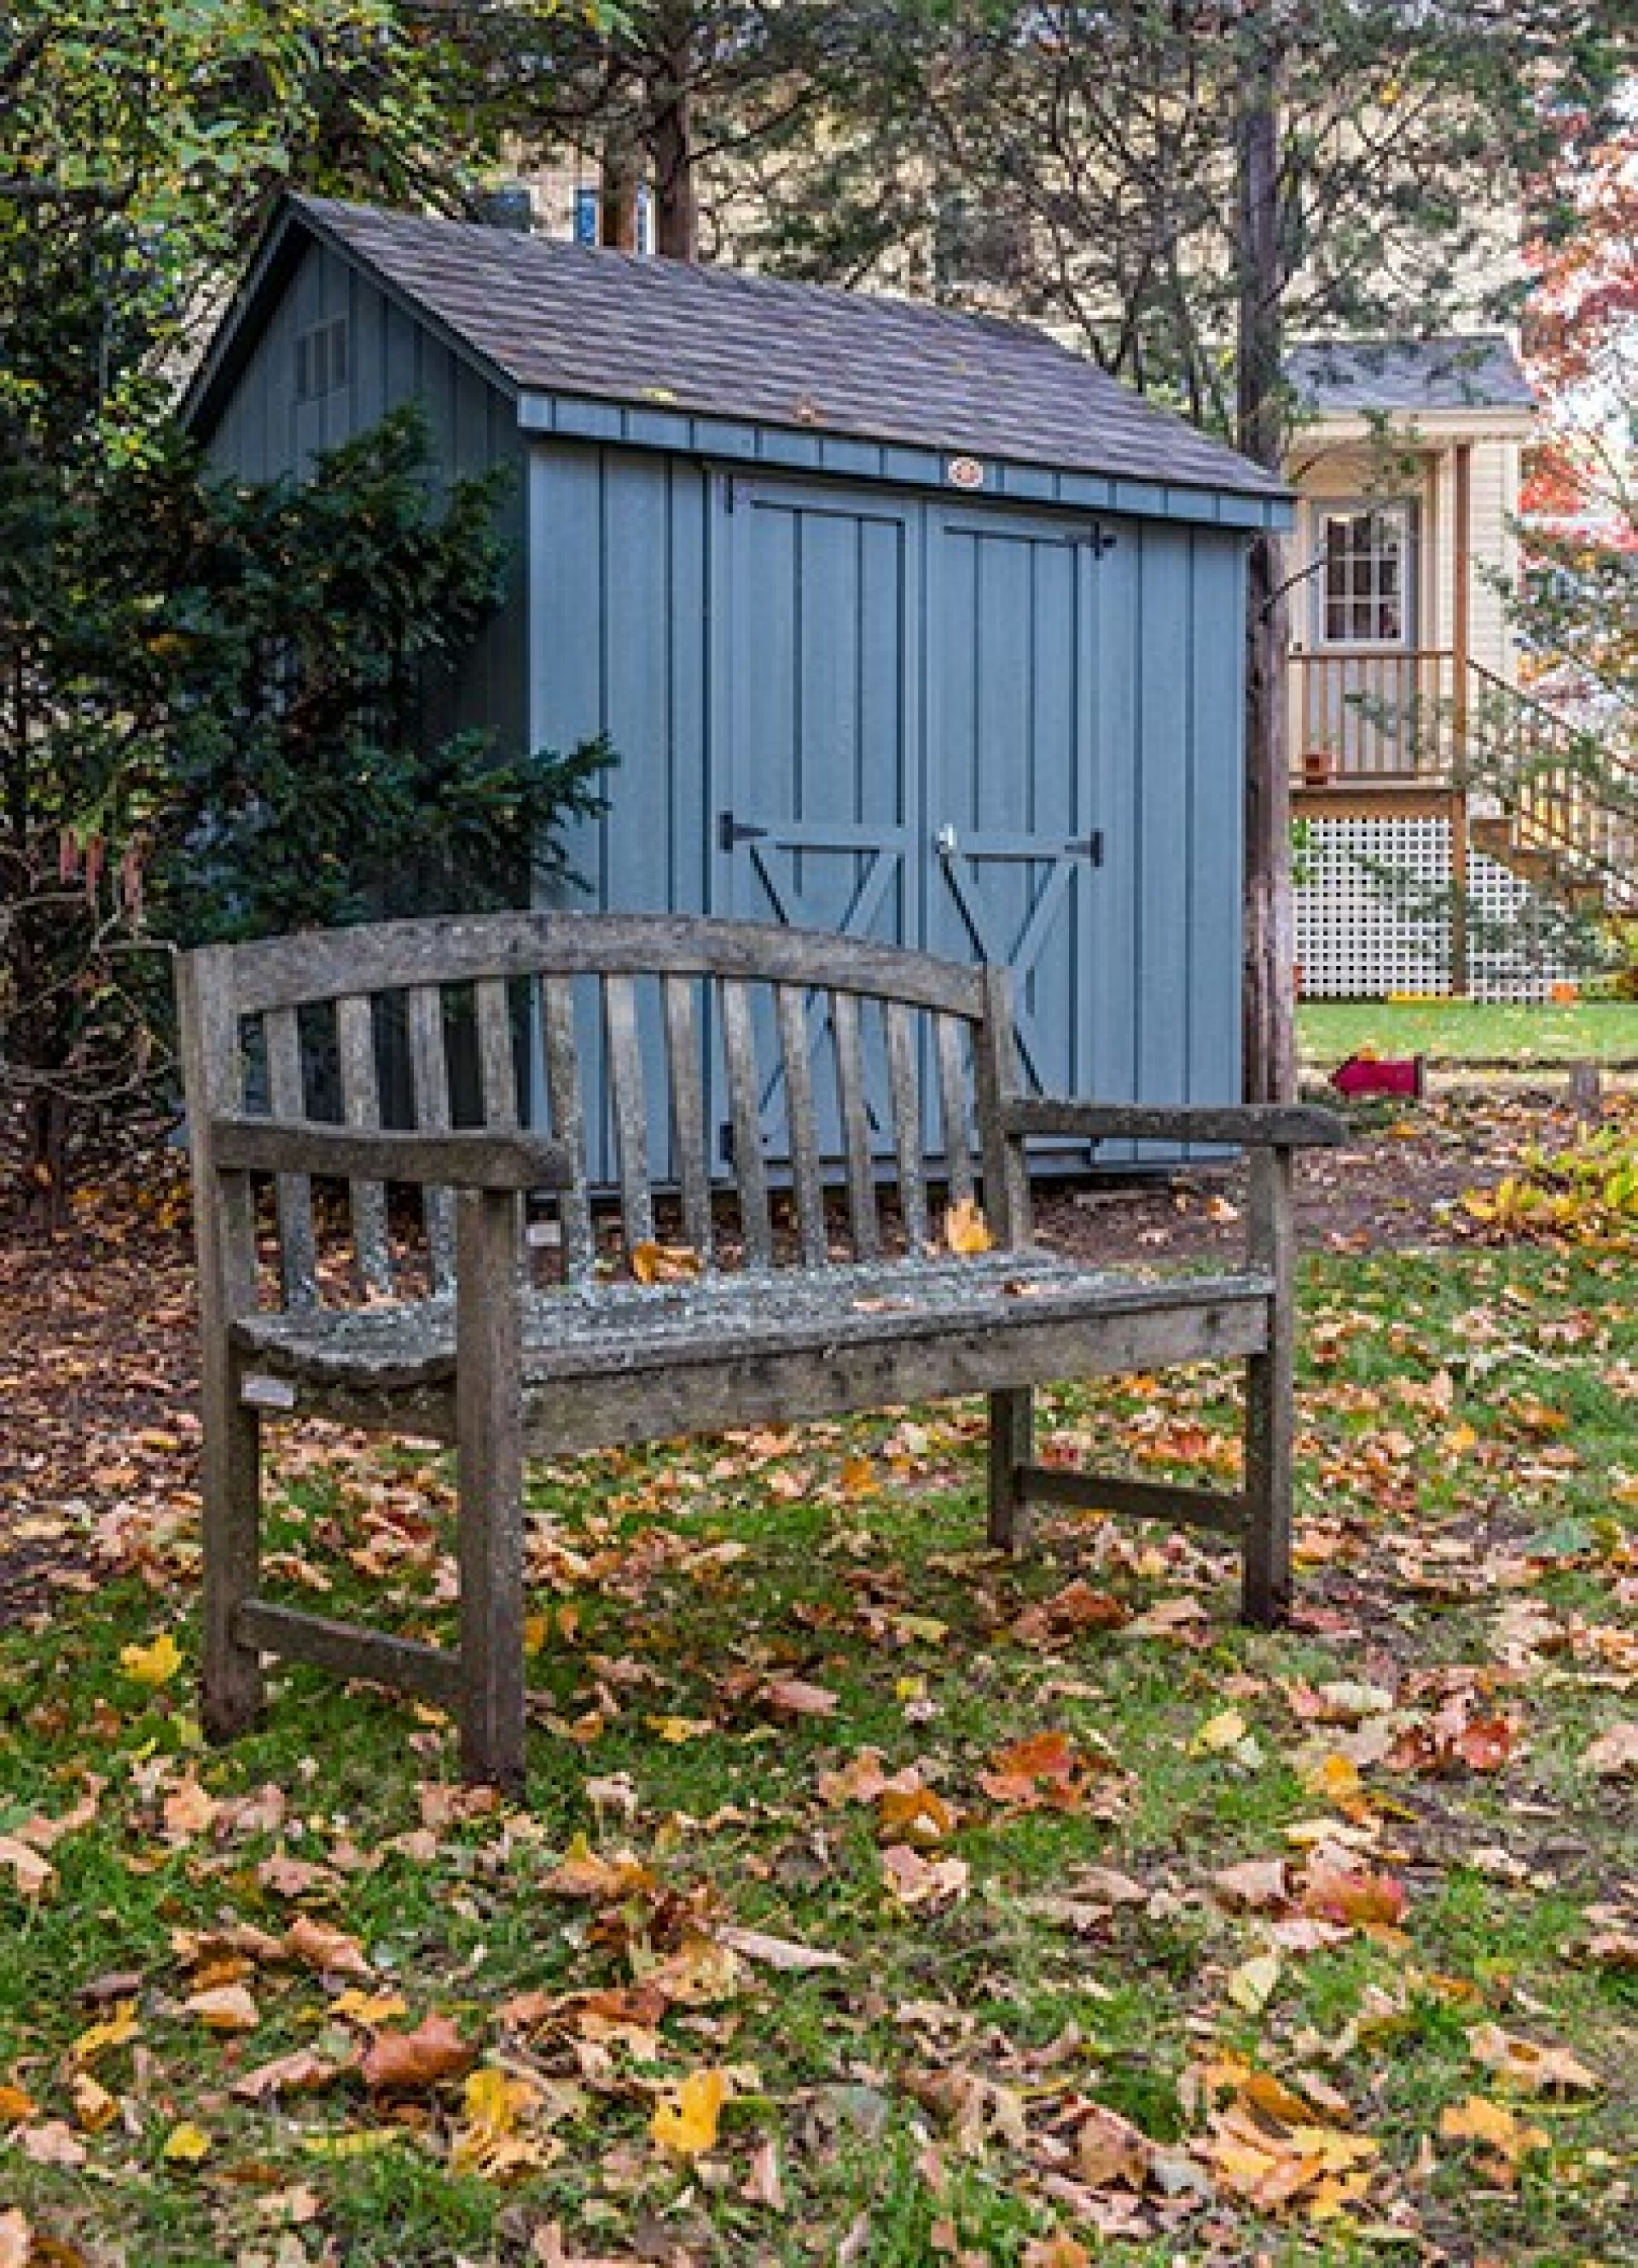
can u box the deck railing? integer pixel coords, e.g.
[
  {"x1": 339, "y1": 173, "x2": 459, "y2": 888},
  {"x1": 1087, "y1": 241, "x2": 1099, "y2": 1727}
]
[{"x1": 1290, "y1": 648, "x2": 1459, "y2": 783}]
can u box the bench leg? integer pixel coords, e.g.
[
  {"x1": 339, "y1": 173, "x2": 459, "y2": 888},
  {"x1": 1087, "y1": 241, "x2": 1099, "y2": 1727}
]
[
  {"x1": 1243, "y1": 1148, "x2": 1295, "y2": 1625},
  {"x1": 987, "y1": 1387, "x2": 1035, "y2": 1553},
  {"x1": 456, "y1": 1189, "x2": 527, "y2": 1792},
  {"x1": 201, "y1": 1361, "x2": 265, "y2": 1743}
]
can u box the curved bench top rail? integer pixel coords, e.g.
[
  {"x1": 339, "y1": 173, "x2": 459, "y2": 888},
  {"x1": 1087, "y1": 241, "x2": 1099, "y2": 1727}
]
[{"x1": 200, "y1": 911, "x2": 992, "y2": 1023}]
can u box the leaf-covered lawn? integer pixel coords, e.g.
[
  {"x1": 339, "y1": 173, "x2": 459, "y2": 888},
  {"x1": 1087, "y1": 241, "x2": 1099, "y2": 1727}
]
[
  {"x1": 2, "y1": 1235, "x2": 1636, "y2": 2264},
  {"x1": 1299, "y1": 997, "x2": 1638, "y2": 1068}
]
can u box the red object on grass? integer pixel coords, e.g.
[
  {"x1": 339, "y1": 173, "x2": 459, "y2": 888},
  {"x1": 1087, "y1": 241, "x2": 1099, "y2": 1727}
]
[{"x1": 1330, "y1": 1054, "x2": 1425, "y2": 1100}]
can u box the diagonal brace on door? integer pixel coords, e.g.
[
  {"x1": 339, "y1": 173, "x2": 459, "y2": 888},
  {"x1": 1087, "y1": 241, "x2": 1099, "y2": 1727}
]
[{"x1": 938, "y1": 852, "x2": 1076, "y2": 1092}]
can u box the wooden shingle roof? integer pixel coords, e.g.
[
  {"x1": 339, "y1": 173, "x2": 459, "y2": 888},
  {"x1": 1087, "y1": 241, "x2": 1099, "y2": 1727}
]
[{"x1": 222, "y1": 195, "x2": 1287, "y2": 503}]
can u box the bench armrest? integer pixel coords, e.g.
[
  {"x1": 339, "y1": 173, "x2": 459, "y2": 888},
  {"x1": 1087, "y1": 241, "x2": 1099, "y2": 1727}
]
[
  {"x1": 1002, "y1": 1099, "x2": 1347, "y2": 1149},
  {"x1": 209, "y1": 1116, "x2": 572, "y2": 1192}
]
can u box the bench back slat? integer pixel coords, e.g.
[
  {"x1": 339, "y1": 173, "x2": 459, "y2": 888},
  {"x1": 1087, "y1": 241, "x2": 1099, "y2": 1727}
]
[
  {"x1": 663, "y1": 975, "x2": 715, "y2": 1268},
  {"x1": 474, "y1": 979, "x2": 518, "y2": 1128},
  {"x1": 720, "y1": 977, "x2": 773, "y2": 1269},
  {"x1": 180, "y1": 913, "x2": 1028, "y2": 1312},
  {"x1": 883, "y1": 999, "x2": 929, "y2": 1254},
  {"x1": 830, "y1": 989, "x2": 880, "y2": 1261},
  {"x1": 604, "y1": 973, "x2": 656, "y2": 1263},
  {"x1": 936, "y1": 1014, "x2": 976, "y2": 1210},
  {"x1": 776, "y1": 984, "x2": 828, "y2": 1268},
  {"x1": 336, "y1": 993, "x2": 393, "y2": 1298},
  {"x1": 264, "y1": 1006, "x2": 319, "y2": 1308},
  {"x1": 541, "y1": 975, "x2": 595, "y2": 1287},
  {"x1": 408, "y1": 985, "x2": 456, "y2": 1294}
]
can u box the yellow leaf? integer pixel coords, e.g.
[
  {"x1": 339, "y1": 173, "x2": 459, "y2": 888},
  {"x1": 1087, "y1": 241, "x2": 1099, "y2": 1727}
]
[
  {"x1": 1192, "y1": 1710, "x2": 1248, "y2": 1754},
  {"x1": 120, "y1": 1632, "x2": 183, "y2": 1688},
  {"x1": 651, "y1": 2067, "x2": 730, "y2": 2155},
  {"x1": 462, "y1": 2066, "x2": 534, "y2": 2131},
  {"x1": 630, "y1": 1240, "x2": 702, "y2": 1284},
  {"x1": 161, "y1": 2120, "x2": 212, "y2": 2164},
  {"x1": 450, "y1": 2065, "x2": 544, "y2": 2178},
  {"x1": 1301, "y1": 1752, "x2": 1365, "y2": 1805},
  {"x1": 331, "y1": 1988, "x2": 409, "y2": 2027},
  {"x1": 69, "y1": 2006, "x2": 141, "y2": 2066},
  {"x1": 70, "y1": 2073, "x2": 119, "y2": 2132},
  {"x1": 301, "y1": 2129, "x2": 400, "y2": 2159},
  {"x1": 645, "y1": 1714, "x2": 711, "y2": 1745},
  {"x1": 1440, "y1": 2094, "x2": 1548, "y2": 2159},
  {"x1": 944, "y1": 1198, "x2": 992, "y2": 1256},
  {"x1": 1227, "y1": 1952, "x2": 1281, "y2": 2015}
]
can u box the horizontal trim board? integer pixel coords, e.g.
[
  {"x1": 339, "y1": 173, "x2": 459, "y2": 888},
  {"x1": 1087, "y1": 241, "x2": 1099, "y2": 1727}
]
[{"x1": 518, "y1": 393, "x2": 1294, "y2": 531}]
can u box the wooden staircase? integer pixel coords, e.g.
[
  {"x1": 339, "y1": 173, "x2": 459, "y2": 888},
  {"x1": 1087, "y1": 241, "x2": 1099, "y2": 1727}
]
[{"x1": 1464, "y1": 662, "x2": 1638, "y2": 918}]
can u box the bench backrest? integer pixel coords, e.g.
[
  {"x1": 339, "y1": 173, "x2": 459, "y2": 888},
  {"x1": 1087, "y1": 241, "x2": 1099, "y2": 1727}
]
[{"x1": 177, "y1": 912, "x2": 1031, "y2": 1313}]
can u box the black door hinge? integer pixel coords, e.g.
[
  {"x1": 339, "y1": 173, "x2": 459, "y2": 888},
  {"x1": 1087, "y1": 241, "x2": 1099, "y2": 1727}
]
[
  {"x1": 1077, "y1": 523, "x2": 1118, "y2": 555},
  {"x1": 1068, "y1": 829, "x2": 1106, "y2": 865},
  {"x1": 717, "y1": 810, "x2": 769, "y2": 852}
]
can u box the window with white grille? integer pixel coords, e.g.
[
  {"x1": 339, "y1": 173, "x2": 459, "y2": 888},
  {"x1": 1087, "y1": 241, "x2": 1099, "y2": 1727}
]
[{"x1": 1312, "y1": 503, "x2": 1414, "y2": 648}]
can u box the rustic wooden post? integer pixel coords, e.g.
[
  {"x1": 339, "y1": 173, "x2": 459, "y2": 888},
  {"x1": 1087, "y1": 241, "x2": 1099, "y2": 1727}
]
[
  {"x1": 1243, "y1": 1143, "x2": 1295, "y2": 1625},
  {"x1": 1238, "y1": 12, "x2": 1296, "y2": 1109},
  {"x1": 987, "y1": 1391, "x2": 1035, "y2": 1555},
  {"x1": 455, "y1": 1187, "x2": 527, "y2": 1790},
  {"x1": 177, "y1": 945, "x2": 266, "y2": 1743},
  {"x1": 977, "y1": 966, "x2": 1035, "y2": 1552}
]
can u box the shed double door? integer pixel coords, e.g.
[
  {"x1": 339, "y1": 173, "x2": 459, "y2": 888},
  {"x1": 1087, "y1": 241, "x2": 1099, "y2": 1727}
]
[{"x1": 717, "y1": 475, "x2": 1114, "y2": 1165}]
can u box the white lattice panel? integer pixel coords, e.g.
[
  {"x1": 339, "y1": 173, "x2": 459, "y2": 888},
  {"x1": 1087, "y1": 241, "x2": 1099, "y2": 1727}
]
[{"x1": 1294, "y1": 817, "x2": 1578, "y2": 1001}]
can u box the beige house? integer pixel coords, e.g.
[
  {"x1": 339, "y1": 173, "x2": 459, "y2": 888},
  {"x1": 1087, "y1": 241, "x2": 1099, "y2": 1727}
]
[
  {"x1": 1286, "y1": 334, "x2": 1534, "y2": 776},
  {"x1": 1283, "y1": 337, "x2": 1631, "y2": 997}
]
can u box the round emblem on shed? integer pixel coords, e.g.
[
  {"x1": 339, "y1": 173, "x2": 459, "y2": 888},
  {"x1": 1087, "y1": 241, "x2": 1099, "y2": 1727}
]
[{"x1": 945, "y1": 455, "x2": 985, "y2": 491}]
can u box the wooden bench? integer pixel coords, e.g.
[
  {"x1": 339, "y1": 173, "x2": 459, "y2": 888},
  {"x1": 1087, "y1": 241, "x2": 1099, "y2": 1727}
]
[{"x1": 177, "y1": 912, "x2": 1343, "y2": 1789}]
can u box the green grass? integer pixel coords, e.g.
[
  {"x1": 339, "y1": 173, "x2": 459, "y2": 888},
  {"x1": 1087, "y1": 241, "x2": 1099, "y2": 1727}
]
[
  {"x1": 1299, "y1": 997, "x2": 1638, "y2": 1067},
  {"x1": 2, "y1": 1244, "x2": 1635, "y2": 2264}
]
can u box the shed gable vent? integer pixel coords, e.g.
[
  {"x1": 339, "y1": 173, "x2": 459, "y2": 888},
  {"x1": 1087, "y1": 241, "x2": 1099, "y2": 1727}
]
[{"x1": 295, "y1": 316, "x2": 350, "y2": 402}]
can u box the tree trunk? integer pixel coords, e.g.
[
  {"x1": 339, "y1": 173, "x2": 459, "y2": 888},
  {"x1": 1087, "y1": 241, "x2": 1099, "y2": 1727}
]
[
  {"x1": 649, "y1": 46, "x2": 699, "y2": 259},
  {"x1": 600, "y1": 130, "x2": 642, "y2": 252},
  {"x1": 21, "y1": 1086, "x2": 70, "y2": 1230},
  {"x1": 1236, "y1": 15, "x2": 1295, "y2": 1108}
]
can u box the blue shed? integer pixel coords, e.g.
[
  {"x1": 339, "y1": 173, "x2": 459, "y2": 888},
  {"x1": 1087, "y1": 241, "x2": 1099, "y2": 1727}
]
[{"x1": 185, "y1": 195, "x2": 1292, "y2": 1176}]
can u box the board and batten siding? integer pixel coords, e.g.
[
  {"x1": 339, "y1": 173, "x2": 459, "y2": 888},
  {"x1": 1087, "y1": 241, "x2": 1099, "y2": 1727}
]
[{"x1": 201, "y1": 241, "x2": 531, "y2": 762}]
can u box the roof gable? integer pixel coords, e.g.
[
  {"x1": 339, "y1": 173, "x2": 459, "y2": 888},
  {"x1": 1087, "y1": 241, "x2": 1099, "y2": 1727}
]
[{"x1": 189, "y1": 195, "x2": 1288, "y2": 509}]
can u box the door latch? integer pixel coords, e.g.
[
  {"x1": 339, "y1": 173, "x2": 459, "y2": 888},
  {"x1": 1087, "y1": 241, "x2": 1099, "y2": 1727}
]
[
  {"x1": 1067, "y1": 830, "x2": 1106, "y2": 865},
  {"x1": 717, "y1": 811, "x2": 769, "y2": 852},
  {"x1": 934, "y1": 823, "x2": 960, "y2": 858}
]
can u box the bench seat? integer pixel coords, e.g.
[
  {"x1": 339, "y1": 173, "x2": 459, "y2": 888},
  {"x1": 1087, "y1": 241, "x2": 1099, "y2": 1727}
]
[{"x1": 234, "y1": 1252, "x2": 1275, "y2": 1393}]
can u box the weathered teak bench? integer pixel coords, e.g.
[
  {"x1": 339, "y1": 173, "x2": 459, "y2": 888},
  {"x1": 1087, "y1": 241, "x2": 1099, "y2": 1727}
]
[{"x1": 177, "y1": 912, "x2": 1342, "y2": 1788}]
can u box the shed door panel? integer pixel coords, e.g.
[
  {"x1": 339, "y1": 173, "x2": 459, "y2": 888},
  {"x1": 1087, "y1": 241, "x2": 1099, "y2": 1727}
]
[
  {"x1": 718, "y1": 481, "x2": 920, "y2": 1160},
  {"x1": 924, "y1": 511, "x2": 1107, "y2": 1110}
]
